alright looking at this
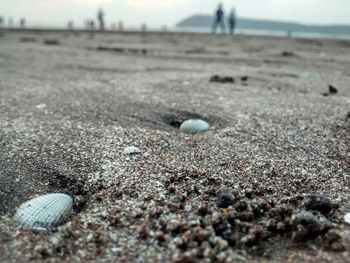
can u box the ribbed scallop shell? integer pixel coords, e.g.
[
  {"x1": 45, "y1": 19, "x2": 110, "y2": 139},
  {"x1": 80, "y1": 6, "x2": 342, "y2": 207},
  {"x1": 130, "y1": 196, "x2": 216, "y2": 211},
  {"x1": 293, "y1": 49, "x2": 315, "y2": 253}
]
[
  {"x1": 14, "y1": 193, "x2": 73, "y2": 229},
  {"x1": 180, "y1": 119, "x2": 210, "y2": 134}
]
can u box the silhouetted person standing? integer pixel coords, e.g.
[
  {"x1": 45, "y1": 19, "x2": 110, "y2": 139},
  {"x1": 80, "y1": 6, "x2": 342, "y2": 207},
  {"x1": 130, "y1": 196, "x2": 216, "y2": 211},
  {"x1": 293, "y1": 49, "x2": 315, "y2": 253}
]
[
  {"x1": 20, "y1": 18, "x2": 26, "y2": 28},
  {"x1": 228, "y1": 8, "x2": 236, "y2": 35},
  {"x1": 8, "y1": 17, "x2": 14, "y2": 28},
  {"x1": 97, "y1": 9, "x2": 105, "y2": 31},
  {"x1": 212, "y1": 3, "x2": 225, "y2": 34}
]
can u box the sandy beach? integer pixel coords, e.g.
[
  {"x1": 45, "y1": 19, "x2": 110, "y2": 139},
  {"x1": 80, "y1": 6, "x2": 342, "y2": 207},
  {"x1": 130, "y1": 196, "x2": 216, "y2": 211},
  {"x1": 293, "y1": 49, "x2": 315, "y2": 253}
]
[{"x1": 0, "y1": 29, "x2": 350, "y2": 262}]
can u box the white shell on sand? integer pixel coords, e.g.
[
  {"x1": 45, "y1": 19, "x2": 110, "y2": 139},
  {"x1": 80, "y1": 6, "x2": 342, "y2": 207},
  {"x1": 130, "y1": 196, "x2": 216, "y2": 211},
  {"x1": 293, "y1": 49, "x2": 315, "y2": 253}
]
[
  {"x1": 345, "y1": 213, "x2": 350, "y2": 224},
  {"x1": 123, "y1": 146, "x2": 142, "y2": 155},
  {"x1": 180, "y1": 119, "x2": 210, "y2": 134},
  {"x1": 14, "y1": 193, "x2": 73, "y2": 230}
]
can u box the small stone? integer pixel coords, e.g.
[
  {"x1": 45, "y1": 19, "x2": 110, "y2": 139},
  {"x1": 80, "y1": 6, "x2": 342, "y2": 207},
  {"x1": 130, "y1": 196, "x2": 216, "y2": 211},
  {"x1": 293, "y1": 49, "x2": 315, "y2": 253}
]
[
  {"x1": 281, "y1": 51, "x2": 294, "y2": 57},
  {"x1": 197, "y1": 204, "x2": 208, "y2": 216},
  {"x1": 210, "y1": 75, "x2": 235, "y2": 83},
  {"x1": 34, "y1": 244, "x2": 50, "y2": 257},
  {"x1": 44, "y1": 39, "x2": 60, "y2": 45},
  {"x1": 216, "y1": 187, "x2": 235, "y2": 208},
  {"x1": 329, "y1": 85, "x2": 338, "y2": 94},
  {"x1": 291, "y1": 211, "x2": 321, "y2": 239},
  {"x1": 304, "y1": 194, "x2": 332, "y2": 215},
  {"x1": 123, "y1": 146, "x2": 141, "y2": 155},
  {"x1": 180, "y1": 119, "x2": 210, "y2": 134},
  {"x1": 344, "y1": 213, "x2": 350, "y2": 224},
  {"x1": 241, "y1": 76, "x2": 248, "y2": 82},
  {"x1": 35, "y1": 103, "x2": 48, "y2": 110}
]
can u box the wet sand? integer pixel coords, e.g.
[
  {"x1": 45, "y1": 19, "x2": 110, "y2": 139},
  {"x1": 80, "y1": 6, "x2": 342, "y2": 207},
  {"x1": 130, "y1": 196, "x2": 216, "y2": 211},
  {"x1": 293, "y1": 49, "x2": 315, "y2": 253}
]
[{"x1": 0, "y1": 29, "x2": 350, "y2": 262}]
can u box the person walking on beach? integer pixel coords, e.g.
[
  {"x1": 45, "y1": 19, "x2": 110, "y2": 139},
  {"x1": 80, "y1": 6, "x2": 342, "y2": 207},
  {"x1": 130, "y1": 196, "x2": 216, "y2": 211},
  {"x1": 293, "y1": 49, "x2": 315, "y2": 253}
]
[
  {"x1": 97, "y1": 8, "x2": 105, "y2": 31},
  {"x1": 228, "y1": 8, "x2": 236, "y2": 35},
  {"x1": 212, "y1": 3, "x2": 225, "y2": 34}
]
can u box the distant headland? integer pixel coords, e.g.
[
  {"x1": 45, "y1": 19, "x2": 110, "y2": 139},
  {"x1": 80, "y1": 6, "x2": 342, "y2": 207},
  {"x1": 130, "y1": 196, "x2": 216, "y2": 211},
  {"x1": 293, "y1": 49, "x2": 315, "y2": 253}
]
[{"x1": 177, "y1": 15, "x2": 350, "y2": 36}]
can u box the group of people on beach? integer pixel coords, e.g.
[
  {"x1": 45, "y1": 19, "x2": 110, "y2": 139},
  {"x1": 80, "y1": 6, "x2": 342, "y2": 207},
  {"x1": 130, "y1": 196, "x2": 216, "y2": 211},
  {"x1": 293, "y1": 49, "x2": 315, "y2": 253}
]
[
  {"x1": 1, "y1": 3, "x2": 235, "y2": 34},
  {"x1": 84, "y1": 9, "x2": 105, "y2": 31},
  {"x1": 212, "y1": 3, "x2": 237, "y2": 34}
]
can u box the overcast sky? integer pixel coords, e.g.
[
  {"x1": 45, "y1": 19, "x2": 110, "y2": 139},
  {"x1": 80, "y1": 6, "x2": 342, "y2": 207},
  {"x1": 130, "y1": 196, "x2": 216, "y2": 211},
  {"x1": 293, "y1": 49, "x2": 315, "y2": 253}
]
[{"x1": 1, "y1": 0, "x2": 350, "y2": 28}]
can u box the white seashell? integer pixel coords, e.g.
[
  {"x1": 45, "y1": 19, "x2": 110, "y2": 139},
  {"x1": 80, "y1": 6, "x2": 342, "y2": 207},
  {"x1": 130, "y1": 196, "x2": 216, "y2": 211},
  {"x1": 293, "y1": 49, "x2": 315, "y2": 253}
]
[
  {"x1": 14, "y1": 193, "x2": 73, "y2": 229},
  {"x1": 345, "y1": 213, "x2": 350, "y2": 224},
  {"x1": 123, "y1": 146, "x2": 141, "y2": 155},
  {"x1": 35, "y1": 103, "x2": 47, "y2": 110},
  {"x1": 180, "y1": 119, "x2": 210, "y2": 134}
]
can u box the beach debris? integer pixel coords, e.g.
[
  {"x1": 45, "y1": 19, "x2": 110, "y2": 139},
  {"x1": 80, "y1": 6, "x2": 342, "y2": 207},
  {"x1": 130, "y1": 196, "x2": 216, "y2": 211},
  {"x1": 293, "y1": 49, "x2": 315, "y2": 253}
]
[
  {"x1": 19, "y1": 37, "x2": 36, "y2": 43},
  {"x1": 240, "y1": 76, "x2": 248, "y2": 82},
  {"x1": 14, "y1": 193, "x2": 73, "y2": 230},
  {"x1": 216, "y1": 187, "x2": 235, "y2": 208},
  {"x1": 96, "y1": 46, "x2": 147, "y2": 55},
  {"x1": 123, "y1": 146, "x2": 142, "y2": 155},
  {"x1": 35, "y1": 103, "x2": 48, "y2": 110},
  {"x1": 304, "y1": 194, "x2": 332, "y2": 215},
  {"x1": 180, "y1": 119, "x2": 210, "y2": 134},
  {"x1": 210, "y1": 75, "x2": 235, "y2": 84},
  {"x1": 328, "y1": 85, "x2": 338, "y2": 94},
  {"x1": 44, "y1": 39, "x2": 60, "y2": 45},
  {"x1": 281, "y1": 51, "x2": 294, "y2": 57},
  {"x1": 323, "y1": 85, "x2": 338, "y2": 96},
  {"x1": 344, "y1": 213, "x2": 350, "y2": 224}
]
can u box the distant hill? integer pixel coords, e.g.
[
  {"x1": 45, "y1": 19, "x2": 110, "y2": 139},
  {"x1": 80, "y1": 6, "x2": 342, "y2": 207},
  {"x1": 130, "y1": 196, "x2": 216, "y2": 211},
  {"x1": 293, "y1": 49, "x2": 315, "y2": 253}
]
[{"x1": 176, "y1": 15, "x2": 350, "y2": 35}]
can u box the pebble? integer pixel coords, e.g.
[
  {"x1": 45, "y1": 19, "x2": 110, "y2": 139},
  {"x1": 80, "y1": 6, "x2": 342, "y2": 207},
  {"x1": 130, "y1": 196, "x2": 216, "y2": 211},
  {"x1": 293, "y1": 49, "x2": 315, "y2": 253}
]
[
  {"x1": 180, "y1": 119, "x2": 210, "y2": 134},
  {"x1": 304, "y1": 194, "x2": 332, "y2": 215},
  {"x1": 344, "y1": 213, "x2": 350, "y2": 224},
  {"x1": 123, "y1": 146, "x2": 142, "y2": 155},
  {"x1": 14, "y1": 193, "x2": 73, "y2": 230},
  {"x1": 216, "y1": 187, "x2": 235, "y2": 208},
  {"x1": 35, "y1": 103, "x2": 48, "y2": 110},
  {"x1": 291, "y1": 211, "x2": 321, "y2": 238}
]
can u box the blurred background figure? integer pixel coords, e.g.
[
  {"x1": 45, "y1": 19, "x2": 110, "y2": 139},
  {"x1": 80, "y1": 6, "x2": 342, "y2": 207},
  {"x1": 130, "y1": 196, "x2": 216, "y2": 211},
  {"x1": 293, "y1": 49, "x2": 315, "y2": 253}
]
[
  {"x1": 8, "y1": 17, "x2": 13, "y2": 28},
  {"x1": 20, "y1": 17, "x2": 26, "y2": 28},
  {"x1": 228, "y1": 8, "x2": 237, "y2": 35},
  {"x1": 212, "y1": 3, "x2": 225, "y2": 34},
  {"x1": 67, "y1": 20, "x2": 74, "y2": 30},
  {"x1": 89, "y1": 19, "x2": 95, "y2": 30},
  {"x1": 97, "y1": 8, "x2": 105, "y2": 31},
  {"x1": 141, "y1": 23, "x2": 147, "y2": 32},
  {"x1": 118, "y1": 21, "x2": 123, "y2": 31},
  {"x1": 0, "y1": 16, "x2": 4, "y2": 28},
  {"x1": 161, "y1": 25, "x2": 167, "y2": 32}
]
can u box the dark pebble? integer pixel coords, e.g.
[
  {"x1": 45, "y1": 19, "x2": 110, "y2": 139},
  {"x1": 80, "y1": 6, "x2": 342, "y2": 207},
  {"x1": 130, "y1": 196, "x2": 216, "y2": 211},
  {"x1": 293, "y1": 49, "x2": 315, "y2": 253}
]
[
  {"x1": 213, "y1": 219, "x2": 236, "y2": 246},
  {"x1": 291, "y1": 211, "x2": 321, "y2": 239},
  {"x1": 216, "y1": 187, "x2": 235, "y2": 208},
  {"x1": 328, "y1": 85, "x2": 338, "y2": 94},
  {"x1": 197, "y1": 204, "x2": 208, "y2": 216},
  {"x1": 281, "y1": 51, "x2": 294, "y2": 57},
  {"x1": 44, "y1": 39, "x2": 60, "y2": 45},
  {"x1": 210, "y1": 75, "x2": 235, "y2": 84},
  {"x1": 241, "y1": 76, "x2": 248, "y2": 82},
  {"x1": 304, "y1": 194, "x2": 332, "y2": 215}
]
